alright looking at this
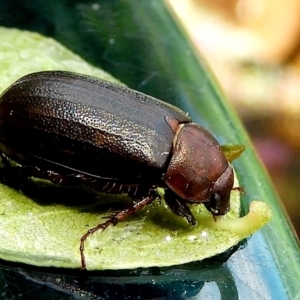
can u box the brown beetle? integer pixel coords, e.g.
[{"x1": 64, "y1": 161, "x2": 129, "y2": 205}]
[{"x1": 0, "y1": 71, "x2": 234, "y2": 269}]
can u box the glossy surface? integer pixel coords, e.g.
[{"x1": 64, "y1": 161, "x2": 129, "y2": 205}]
[{"x1": 0, "y1": 71, "x2": 190, "y2": 181}]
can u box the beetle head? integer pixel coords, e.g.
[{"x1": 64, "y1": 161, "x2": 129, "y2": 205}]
[
  {"x1": 164, "y1": 118, "x2": 233, "y2": 216},
  {"x1": 204, "y1": 164, "x2": 233, "y2": 215}
]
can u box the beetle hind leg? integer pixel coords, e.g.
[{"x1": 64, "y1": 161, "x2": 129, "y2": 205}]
[{"x1": 80, "y1": 189, "x2": 158, "y2": 270}]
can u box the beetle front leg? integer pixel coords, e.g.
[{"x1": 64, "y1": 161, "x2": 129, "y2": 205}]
[
  {"x1": 164, "y1": 189, "x2": 197, "y2": 226},
  {"x1": 80, "y1": 191, "x2": 157, "y2": 270}
]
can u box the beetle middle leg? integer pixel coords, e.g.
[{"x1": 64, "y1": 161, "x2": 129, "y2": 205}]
[{"x1": 80, "y1": 188, "x2": 158, "y2": 270}]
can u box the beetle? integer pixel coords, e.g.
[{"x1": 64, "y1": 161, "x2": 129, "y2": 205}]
[{"x1": 0, "y1": 71, "x2": 234, "y2": 269}]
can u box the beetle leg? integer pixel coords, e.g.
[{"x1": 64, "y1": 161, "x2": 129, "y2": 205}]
[
  {"x1": 0, "y1": 160, "x2": 44, "y2": 184},
  {"x1": 0, "y1": 153, "x2": 11, "y2": 168},
  {"x1": 233, "y1": 186, "x2": 245, "y2": 194},
  {"x1": 164, "y1": 189, "x2": 197, "y2": 225},
  {"x1": 0, "y1": 162, "x2": 100, "y2": 188},
  {"x1": 1, "y1": 163, "x2": 82, "y2": 186},
  {"x1": 80, "y1": 190, "x2": 157, "y2": 270}
]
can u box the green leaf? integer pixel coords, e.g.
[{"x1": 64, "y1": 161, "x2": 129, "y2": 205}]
[{"x1": 0, "y1": 27, "x2": 271, "y2": 270}]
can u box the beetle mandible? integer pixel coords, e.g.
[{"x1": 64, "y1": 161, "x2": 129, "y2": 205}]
[{"x1": 0, "y1": 71, "x2": 234, "y2": 269}]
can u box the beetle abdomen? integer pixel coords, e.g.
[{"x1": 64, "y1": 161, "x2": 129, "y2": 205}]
[{"x1": 0, "y1": 71, "x2": 191, "y2": 182}]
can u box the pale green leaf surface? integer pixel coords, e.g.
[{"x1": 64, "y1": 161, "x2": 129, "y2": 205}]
[{"x1": 0, "y1": 27, "x2": 272, "y2": 270}]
